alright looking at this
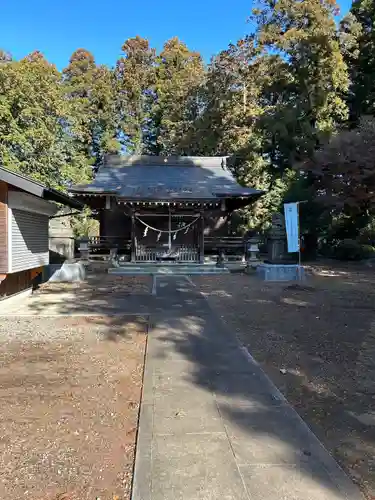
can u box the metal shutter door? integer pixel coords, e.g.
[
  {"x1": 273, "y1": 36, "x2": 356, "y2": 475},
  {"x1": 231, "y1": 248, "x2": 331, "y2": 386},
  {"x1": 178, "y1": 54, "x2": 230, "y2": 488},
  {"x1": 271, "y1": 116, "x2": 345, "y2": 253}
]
[{"x1": 11, "y1": 209, "x2": 49, "y2": 272}]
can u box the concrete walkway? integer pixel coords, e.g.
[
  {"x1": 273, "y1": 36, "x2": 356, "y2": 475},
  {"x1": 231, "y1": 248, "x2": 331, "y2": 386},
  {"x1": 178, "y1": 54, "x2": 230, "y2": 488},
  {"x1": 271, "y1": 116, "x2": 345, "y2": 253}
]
[{"x1": 133, "y1": 276, "x2": 363, "y2": 500}]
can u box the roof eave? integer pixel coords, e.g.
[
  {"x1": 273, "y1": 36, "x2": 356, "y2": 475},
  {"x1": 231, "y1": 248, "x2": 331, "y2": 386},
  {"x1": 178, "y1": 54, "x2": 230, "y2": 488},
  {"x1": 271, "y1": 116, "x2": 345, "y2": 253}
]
[
  {"x1": 43, "y1": 189, "x2": 84, "y2": 209},
  {"x1": 70, "y1": 189, "x2": 114, "y2": 196},
  {"x1": 0, "y1": 167, "x2": 84, "y2": 210}
]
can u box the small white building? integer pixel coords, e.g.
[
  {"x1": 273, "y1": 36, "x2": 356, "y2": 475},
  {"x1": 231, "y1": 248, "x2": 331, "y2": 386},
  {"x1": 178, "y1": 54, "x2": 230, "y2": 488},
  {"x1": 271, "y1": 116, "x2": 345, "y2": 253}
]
[{"x1": 0, "y1": 167, "x2": 81, "y2": 299}]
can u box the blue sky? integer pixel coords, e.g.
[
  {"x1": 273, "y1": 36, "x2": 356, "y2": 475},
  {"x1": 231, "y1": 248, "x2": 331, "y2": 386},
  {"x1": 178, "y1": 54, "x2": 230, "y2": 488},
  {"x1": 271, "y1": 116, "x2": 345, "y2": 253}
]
[{"x1": 1, "y1": 0, "x2": 353, "y2": 70}]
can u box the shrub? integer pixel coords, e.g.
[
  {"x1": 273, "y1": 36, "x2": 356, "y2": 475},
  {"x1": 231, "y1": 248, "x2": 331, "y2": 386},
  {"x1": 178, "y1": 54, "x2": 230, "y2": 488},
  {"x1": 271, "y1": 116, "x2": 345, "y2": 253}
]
[
  {"x1": 360, "y1": 244, "x2": 375, "y2": 259},
  {"x1": 333, "y1": 239, "x2": 375, "y2": 261}
]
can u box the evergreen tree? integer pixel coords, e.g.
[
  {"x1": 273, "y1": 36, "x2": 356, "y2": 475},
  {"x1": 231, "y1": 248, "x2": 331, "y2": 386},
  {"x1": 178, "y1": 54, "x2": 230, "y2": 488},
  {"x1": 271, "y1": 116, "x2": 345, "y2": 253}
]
[
  {"x1": 63, "y1": 49, "x2": 119, "y2": 170},
  {"x1": 188, "y1": 37, "x2": 292, "y2": 229},
  {"x1": 190, "y1": 36, "x2": 266, "y2": 156},
  {"x1": 0, "y1": 1, "x2": 359, "y2": 236},
  {"x1": 115, "y1": 36, "x2": 156, "y2": 153},
  {"x1": 150, "y1": 37, "x2": 205, "y2": 155},
  {"x1": 252, "y1": 0, "x2": 349, "y2": 168},
  {"x1": 342, "y1": 0, "x2": 375, "y2": 117},
  {"x1": 0, "y1": 51, "x2": 88, "y2": 187}
]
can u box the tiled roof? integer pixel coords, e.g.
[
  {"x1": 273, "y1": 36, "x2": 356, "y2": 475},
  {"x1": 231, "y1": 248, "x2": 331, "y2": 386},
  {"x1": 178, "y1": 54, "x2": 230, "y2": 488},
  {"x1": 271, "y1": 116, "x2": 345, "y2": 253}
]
[{"x1": 70, "y1": 155, "x2": 263, "y2": 201}]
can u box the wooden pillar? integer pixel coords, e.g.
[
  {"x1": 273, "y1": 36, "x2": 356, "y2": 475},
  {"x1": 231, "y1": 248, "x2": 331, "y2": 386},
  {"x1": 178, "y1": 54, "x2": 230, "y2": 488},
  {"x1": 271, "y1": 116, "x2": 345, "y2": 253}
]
[
  {"x1": 168, "y1": 205, "x2": 172, "y2": 252},
  {"x1": 131, "y1": 209, "x2": 136, "y2": 262},
  {"x1": 199, "y1": 210, "x2": 205, "y2": 264}
]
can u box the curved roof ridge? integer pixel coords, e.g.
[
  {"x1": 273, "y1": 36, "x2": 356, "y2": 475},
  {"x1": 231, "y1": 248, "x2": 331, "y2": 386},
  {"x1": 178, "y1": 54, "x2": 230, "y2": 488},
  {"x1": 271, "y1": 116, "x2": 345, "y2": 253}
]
[{"x1": 103, "y1": 154, "x2": 229, "y2": 169}]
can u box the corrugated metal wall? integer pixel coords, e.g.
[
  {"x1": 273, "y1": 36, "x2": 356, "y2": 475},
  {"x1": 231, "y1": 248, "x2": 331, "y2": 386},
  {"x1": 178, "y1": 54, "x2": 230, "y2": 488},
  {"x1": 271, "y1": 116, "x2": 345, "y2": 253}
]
[{"x1": 11, "y1": 209, "x2": 49, "y2": 272}]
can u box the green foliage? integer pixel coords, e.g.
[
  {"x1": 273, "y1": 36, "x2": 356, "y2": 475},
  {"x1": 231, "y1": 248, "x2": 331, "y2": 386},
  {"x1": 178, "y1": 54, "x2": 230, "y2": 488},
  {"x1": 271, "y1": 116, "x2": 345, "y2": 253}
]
[
  {"x1": 343, "y1": 0, "x2": 375, "y2": 118},
  {"x1": 0, "y1": 51, "x2": 83, "y2": 188},
  {"x1": 185, "y1": 0, "x2": 349, "y2": 233},
  {"x1": 303, "y1": 116, "x2": 375, "y2": 223},
  {"x1": 115, "y1": 36, "x2": 205, "y2": 155},
  {"x1": 115, "y1": 36, "x2": 156, "y2": 154},
  {"x1": 252, "y1": 0, "x2": 349, "y2": 167},
  {"x1": 191, "y1": 36, "x2": 263, "y2": 156},
  {"x1": 70, "y1": 207, "x2": 99, "y2": 238},
  {"x1": 333, "y1": 239, "x2": 375, "y2": 261},
  {"x1": 0, "y1": 1, "x2": 371, "y2": 249},
  {"x1": 63, "y1": 49, "x2": 119, "y2": 170},
  {"x1": 358, "y1": 217, "x2": 375, "y2": 245},
  {"x1": 151, "y1": 38, "x2": 205, "y2": 155}
]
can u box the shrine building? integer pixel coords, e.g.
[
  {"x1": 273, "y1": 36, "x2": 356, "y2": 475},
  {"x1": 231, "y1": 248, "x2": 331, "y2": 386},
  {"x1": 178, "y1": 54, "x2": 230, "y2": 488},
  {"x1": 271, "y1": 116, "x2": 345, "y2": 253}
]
[{"x1": 69, "y1": 155, "x2": 263, "y2": 263}]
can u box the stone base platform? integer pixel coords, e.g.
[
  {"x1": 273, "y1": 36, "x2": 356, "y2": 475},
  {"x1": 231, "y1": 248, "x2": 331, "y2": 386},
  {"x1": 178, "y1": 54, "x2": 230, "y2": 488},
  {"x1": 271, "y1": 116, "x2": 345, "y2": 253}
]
[
  {"x1": 257, "y1": 263, "x2": 306, "y2": 281},
  {"x1": 43, "y1": 262, "x2": 87, "y2": 282},
  {"x1": 108, "y1": 263, "x2": 230, "y2": 276}
]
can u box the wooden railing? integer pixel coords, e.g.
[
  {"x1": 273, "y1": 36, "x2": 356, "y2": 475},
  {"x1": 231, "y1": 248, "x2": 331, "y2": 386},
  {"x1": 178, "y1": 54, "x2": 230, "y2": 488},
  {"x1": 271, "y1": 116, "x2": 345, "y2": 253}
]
[
  {"x1": 84, "y1": 235, "x2": 248, "y2": 260},
  {"x1": 87, "y1": 237, "x2": 131, "y2": 255},
  {"x1": 135, "y1": 244, "x2": 199, "y2": 262},
  {"x1": 204, "y1": 236, "x2": 246, "y2": 254},
  {"x1": 88, "y1": 236, "x2": 131, "y2": 248}
]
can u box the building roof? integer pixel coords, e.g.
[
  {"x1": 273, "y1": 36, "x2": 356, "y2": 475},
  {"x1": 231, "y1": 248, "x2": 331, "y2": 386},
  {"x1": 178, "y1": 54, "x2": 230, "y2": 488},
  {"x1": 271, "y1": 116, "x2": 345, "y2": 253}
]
[
  {"x1": 0, "y1": 167, "x2": 83, "y2": 209},
  {"x1": 70, "y1": 155, "x2": 264, "y2": 202}
]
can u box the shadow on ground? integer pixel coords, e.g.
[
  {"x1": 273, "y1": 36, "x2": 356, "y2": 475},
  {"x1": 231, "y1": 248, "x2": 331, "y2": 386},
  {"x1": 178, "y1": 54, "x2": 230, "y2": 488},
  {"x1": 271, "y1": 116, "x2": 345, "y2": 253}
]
[
  {"x1": 19, "y1": 273, "x2": 154, "y2": 320},
  {"x1": 149, "y1": 298, "x2": 355, "y2": 500},
  {"x1": 0, "y1": 312, "x2": 146, "y2": 500},
  {"x1": 191, "y1": 266, "x2": 375, "y2": 499},
  {"x1": 1, "y1": 269, "x2": 368, "y2": 498}
]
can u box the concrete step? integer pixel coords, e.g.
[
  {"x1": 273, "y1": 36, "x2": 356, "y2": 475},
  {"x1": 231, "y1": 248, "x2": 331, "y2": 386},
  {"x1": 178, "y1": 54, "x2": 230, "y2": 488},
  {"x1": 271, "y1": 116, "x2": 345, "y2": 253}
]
[{"x1": 108, "y1": 264, "x2": 229, "y2": 275}]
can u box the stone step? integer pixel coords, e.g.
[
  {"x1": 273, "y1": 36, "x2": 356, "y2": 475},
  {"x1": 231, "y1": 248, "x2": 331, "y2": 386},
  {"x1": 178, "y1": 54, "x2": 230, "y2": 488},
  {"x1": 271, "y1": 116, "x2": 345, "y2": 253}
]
[{"x1": 108, "y1": 264, "x2": 229, "y2": 275}]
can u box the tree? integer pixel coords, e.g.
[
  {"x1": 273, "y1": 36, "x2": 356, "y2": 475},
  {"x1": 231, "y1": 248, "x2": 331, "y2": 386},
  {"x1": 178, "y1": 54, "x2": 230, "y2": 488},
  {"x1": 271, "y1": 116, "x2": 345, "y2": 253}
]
[
  {"x1": 342, "y1": 0, "x2": 375, "y2": 118},
  {"x1": 0, "y1": 49, "x2": 12, "y2": 64},
  {"x1": 189, "y1": 37, "x2": 261, "y2": 156},
  {"x1": 304, "y1": 117, "x2": 375, "y2": 218},
  {"x1": 0, "y1": 51, "x2": 92, "y2": 190},
  {"x1": 115, "y1": 36, "x2": 156, "y2": 153},
  {"x1": 185, "y1": 0, "x2": 349, "y2": 230},
  {"x1": 186, "y1": 37, "x2": 294, "y2": 229},
  {"x1": 0, "y1": 6, "x2": 356, "y2": 238},
  {"x1": 63, "y1": 49, "x2": 119, "y2": 170},
  {"x1": 150, "y1": 37, "x2": 205, "y2": 155},
  {"x1": 251, "y1": 0, "x2": 349, "y2": 168},
  {"x1": 90, "y1": 65, "x2": 120, "y2": 164},
  {"x1": 0, "y1": 51, "x2": 77, "y2": 187}
]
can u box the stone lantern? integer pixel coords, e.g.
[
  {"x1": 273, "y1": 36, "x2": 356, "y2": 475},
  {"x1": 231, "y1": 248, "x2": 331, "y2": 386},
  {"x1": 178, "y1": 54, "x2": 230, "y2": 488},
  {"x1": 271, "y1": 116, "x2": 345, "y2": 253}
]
[
  {"x1": 78, "y1": 237, "x2": 89, "y2": 260},
  {"x1": 246, "y1": 235, "x2": 260, "y2": 271}
]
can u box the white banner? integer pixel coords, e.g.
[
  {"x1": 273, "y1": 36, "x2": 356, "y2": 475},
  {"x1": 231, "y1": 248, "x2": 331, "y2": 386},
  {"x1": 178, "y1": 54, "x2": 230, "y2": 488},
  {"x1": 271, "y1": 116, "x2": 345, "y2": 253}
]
[{"x1": 284, "y1": 203, "x2": 300, "y2": 253}]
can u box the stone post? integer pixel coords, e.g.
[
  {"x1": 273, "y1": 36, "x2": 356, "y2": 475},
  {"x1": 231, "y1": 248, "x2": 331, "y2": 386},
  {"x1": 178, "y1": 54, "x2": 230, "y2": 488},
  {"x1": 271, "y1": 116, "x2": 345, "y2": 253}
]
[{"x1": 267, "y1": 213, "x2": 289, "y2": 263}]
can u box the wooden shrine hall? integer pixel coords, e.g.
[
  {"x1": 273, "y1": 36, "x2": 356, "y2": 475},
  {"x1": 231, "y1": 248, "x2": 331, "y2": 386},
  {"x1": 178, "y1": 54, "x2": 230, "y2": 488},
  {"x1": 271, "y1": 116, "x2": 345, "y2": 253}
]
[{"x1": 70, "y1": 155, "x2": 263, "y2": 263}]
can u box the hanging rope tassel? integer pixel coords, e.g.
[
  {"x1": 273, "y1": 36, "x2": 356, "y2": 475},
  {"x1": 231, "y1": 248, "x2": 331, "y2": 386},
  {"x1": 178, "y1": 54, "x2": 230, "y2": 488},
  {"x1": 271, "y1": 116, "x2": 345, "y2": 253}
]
[
  {"x1": 143, "y1": 226, "x2": 148, "y2": 237},
  {"x1": 136, "y1": 216, "x2": 199, "y2": 234},
  {"x1": 173, "y1": 233, "x2": 177, "y2": 240},
  {"x1": 157, "y1": 232, "x2": 161, "y2": 242}
]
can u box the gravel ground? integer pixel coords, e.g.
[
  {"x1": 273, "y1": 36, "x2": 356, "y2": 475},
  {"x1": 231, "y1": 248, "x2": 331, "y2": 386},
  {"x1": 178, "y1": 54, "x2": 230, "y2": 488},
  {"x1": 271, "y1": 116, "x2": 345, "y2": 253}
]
[
  {"x1": 35, "y1": 275, "x2": 152, "y2": 297},
  {"x1": 194, "y1": 266, "x2": 375, "y2": 499},
  {"x1": 0, "y1": 315, "x2": 147, "y2": 500}
]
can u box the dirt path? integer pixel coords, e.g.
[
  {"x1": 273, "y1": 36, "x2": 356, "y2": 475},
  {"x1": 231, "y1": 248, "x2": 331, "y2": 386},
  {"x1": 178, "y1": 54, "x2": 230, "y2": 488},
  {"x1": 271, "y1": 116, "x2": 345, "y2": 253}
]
[{"x1": 0, "y1": 295, "x2": 147, "y2": 499}]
